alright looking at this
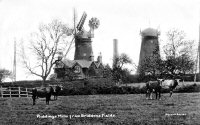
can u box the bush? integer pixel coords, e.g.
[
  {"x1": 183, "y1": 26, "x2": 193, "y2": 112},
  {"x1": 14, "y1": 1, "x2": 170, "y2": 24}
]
[{"x1": 177, "y1": 84, "x2": 200, "y2": 93}]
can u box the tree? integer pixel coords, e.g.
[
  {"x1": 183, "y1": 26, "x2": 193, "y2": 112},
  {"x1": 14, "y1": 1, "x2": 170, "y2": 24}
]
[
  {"x1": 0, "y1": 69, "x2": 12, "y2": 83},
  {"x1": 139, "y1": 43, "x2": 163, "y2": 79},
  {"x1": 176, "y1": 54, "x2": 195, "y2": 74},
  {"x1": 103, "y1": 64, "x2": 113, "y2": 78},
  {"x1": 112, "y1": 53, "x2": 132, "y2": 82},
  {"x1": 20, "y1": 20, "x2": 72, "y2": 84},
  {"x1": 163, "y1": 28, "x2": 195, "y2": 76}
]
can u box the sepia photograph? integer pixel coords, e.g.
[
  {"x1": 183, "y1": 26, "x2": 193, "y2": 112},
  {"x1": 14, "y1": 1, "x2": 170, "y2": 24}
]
[{"x1": 0, "y1": 0, "x2": 200, "y2": 124}]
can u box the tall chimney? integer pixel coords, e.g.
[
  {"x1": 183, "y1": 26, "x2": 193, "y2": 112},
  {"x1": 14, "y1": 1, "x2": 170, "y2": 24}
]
[{"x1": 113, "y1": 39, "x2": 119, "y2": 68}]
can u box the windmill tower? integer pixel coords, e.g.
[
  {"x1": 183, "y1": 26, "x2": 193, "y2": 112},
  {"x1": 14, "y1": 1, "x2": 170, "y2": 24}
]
[
  {"x1": 73, "y1": 11, "x2": 100, "y2": 61},
  {"x1": 137, "y1": 28, "x2": 160, "y2": 75}
]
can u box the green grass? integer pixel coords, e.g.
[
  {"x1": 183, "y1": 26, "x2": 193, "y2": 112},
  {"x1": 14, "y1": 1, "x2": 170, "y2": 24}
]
[{"x1": 0, "y1": 93, "x2": 200, "y2": 125}]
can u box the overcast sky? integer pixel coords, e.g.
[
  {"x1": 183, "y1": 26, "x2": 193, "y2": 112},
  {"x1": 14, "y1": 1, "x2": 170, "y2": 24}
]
[{"x1": 0, "y1": 0, "x2": 199, "y2": 81}]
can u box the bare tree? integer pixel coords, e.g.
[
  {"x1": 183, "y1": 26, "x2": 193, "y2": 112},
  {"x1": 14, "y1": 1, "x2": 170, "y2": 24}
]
[
  {"x1": 20, "y1": 20, "x2": 72, "y2": 84},
  {"x1": 163, "y1": 28, "x2": 195, "y2": 75},
  {"x1": 163, "y1": 28, "x2": 194, "y2": 58},
  {"x1": 113, "y1": 53, "x2": 132, "y2": 69},
  {"x1": 0, "y1": 69, "x2": 12, "y2": 83}
]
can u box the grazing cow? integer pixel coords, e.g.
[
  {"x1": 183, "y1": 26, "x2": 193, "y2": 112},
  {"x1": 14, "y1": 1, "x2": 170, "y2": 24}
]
[
  {"x1": 52, "y1": 85, "x2": 63, "y2": 100},
  {"x1": 160, "y1": 79, "x2": 179, "y2": 97},
  {"x1": 32, "y1": 86, "x2": 54, "y2": 105},
  {"x1": 32, "y1": 88, "x2": 37, "y2": 105},
  {"x1": 146, "y1": 80, "x2": 162, "y2": 100}
]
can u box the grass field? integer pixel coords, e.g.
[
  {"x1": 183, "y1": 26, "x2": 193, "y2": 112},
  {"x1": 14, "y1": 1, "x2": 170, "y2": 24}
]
[{"x1": 0, "y1": 93, "x2": 200, "y2": 125}]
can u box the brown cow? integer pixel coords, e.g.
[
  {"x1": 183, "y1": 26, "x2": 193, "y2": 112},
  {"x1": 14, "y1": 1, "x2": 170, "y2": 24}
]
[
  {"x1": 32, "y1": 86, "x2": 54, "y2": 105},
  {"x1": 146, "y1": 80, "x2": 162, "y2": 100}
]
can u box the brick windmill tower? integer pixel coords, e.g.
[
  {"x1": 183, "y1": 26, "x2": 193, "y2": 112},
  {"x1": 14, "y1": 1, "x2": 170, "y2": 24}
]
[
  {"x1": 74, "y1": 12, "x2": 100, "y2": 61},
  {"x1": 137, "y1": 28, "x2": 160, "y2": 75}
]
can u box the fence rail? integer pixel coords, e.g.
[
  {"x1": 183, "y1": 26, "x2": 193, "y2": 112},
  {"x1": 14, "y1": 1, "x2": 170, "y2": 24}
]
[{"x1": 0, "y1": 86, "x2": 32, "y2": 98}]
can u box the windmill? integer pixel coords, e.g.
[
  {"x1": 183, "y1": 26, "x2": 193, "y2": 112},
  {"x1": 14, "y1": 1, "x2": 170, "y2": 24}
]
[{"x1": 64, "y1": 10, "x2": 100, "y2": 60}]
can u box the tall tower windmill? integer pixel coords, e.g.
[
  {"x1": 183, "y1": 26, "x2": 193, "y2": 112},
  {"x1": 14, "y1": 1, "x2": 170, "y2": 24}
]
[
  {"x1": 137, "y1": 28, "x2": 161, "y2": 75},
  {"x1": 71, "y1": 11, "x2": 100, "y2": 61}
]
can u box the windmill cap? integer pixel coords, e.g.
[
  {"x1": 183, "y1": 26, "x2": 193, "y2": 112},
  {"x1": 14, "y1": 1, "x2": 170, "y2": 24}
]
[{"x1": 141, "y1": 28, "x2": 160, "y2": 37}]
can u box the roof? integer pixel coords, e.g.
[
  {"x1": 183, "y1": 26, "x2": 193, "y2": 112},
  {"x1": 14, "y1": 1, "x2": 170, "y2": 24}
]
[
  {"x1": 55, "y1": 58, "x2": 102, "y2": 69},
  {"x1": 141, "y1": 28, "x2": 160, "y2": 37},
  {"x1": 75, "y1": 60, "x2": 93, "y2": 68},
  {"x1": 93, "y1": 61, "x2": 103, "y2": 68},
  {"x1": 62, "y1": 58, "x2": 76, "y2": 68}
]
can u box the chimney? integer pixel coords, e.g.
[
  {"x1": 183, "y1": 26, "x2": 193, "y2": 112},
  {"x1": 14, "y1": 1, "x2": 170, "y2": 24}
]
[
  {"x1": 97, "y1": 52, "x2": 102, "y2": 63},
  {"x1": 57, "y1": 51, "x2": 63, "y2": 61},
  {"x1": 89, "y1": 52, "x2": 94, "y2": 61},
  {"x1": 113, "y1": 39, "x2": 119, "y2": 68}
]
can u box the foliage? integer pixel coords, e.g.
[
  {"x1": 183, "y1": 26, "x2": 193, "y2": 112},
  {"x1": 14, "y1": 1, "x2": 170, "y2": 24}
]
[
  {"x1": 138, "y1": 41, "x2": 165, "y2": 80},
  {"x1": 0, "y1": 69, "x2": 12, "y2": 83},
  {"x1": 20, "y1": 19, "x2": 72, "y2": 84},
  {"x1": 112, "y1": 53, "x2": 132, "y2": 82},
  {"x1": 103, "y1": 64, "x2": 112, "y2": 78},
  {"x1": 162, "y1": 28, "x2": 195, "y2": 76}
]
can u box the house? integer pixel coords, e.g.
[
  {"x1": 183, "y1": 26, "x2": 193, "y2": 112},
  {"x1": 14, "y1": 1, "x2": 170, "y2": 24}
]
[{"x1": 54, "y1": 54, "x2": 104, "y2": 80}]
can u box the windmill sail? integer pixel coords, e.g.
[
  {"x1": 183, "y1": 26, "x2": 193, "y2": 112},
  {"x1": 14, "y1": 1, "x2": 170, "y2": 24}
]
[{"x1": 76, "y1": 12, "x2": 87, "y2": 31}]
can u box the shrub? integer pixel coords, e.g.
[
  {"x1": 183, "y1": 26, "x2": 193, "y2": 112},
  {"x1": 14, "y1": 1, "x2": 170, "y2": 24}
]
[{"x1": 177, "y1": 84, "x2": 200, "y2": 93}]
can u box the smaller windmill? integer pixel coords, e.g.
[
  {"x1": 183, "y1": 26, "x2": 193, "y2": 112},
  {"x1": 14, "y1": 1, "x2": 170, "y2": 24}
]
[
  {"x1": 64, "y1": 11, "x2": 100, "y2": 58},
  {"x1": 72, "y1": 11, "x2": 100, "y2": 61}
]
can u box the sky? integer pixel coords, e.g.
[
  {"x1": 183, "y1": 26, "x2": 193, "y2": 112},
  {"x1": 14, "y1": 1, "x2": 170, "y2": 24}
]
[{"x1": 0, "y1": 0, "x2": 200, "y2": 81}]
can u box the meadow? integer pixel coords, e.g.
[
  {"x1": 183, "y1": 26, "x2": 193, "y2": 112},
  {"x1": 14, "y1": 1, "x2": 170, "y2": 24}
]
[{"x1": 0, "y1": 93, "x2": 200, "y2": 125}]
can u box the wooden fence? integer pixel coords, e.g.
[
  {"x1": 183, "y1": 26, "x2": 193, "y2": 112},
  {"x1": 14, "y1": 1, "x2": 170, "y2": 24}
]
[{"x1": 0, "y1": 86, "x2": 32, "y2": 98}]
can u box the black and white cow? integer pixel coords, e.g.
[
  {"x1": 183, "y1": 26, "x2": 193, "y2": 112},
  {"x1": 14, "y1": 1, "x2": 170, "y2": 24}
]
[
  {"x1": 160, "y1": 79, "x2": 180, "y2": 97},
  {"x1": 146, "y1": 79, "x2": 180, "y2": 100}
]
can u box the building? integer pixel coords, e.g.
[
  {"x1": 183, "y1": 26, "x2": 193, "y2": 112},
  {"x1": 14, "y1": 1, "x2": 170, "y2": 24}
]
[
  {"x1": 54, "y1": 13, "x2": 103, "y2": 80},
  {"x1": 74, "y1": 29, "x2": 94, "y2": 61},
  {"x1": 54, "y1": 54, "x2": 104, "y2": 80},
  {"x1": 137, "y1": 28, "x2": 161, "y2": 75}
]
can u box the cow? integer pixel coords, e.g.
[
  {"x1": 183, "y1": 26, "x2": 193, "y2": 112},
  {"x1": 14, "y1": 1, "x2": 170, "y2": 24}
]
[
  {"x1": 52, "y1": 85, "x2": 63, "y2": 100},
  {"x1": 160, "y1": 79, "x2": 180, "y2": 97},
  {"x1": 146, "y1": 80, "x2": 162, "y2": 100},
  {"x1": 146, "y1": 79, "x2": 180, "y2": 100},
  {"x1": 32, "y1": 86, "x2": 54, "y2": 105}
]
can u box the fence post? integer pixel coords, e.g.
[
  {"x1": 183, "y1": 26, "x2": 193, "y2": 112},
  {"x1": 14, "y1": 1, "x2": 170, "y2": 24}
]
[
  {"x1": 19, "y1": 87, "x2": 21, "y2": 97},
  {"x1": 26, "y1": 88, "x2": 28, "y2": 97},
  {"x1": 9, "y1": 87, "x2": 11, "y2": 98},
  {"x1": 1, "y1": 86, "x2": 3, "y2": 98}
]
